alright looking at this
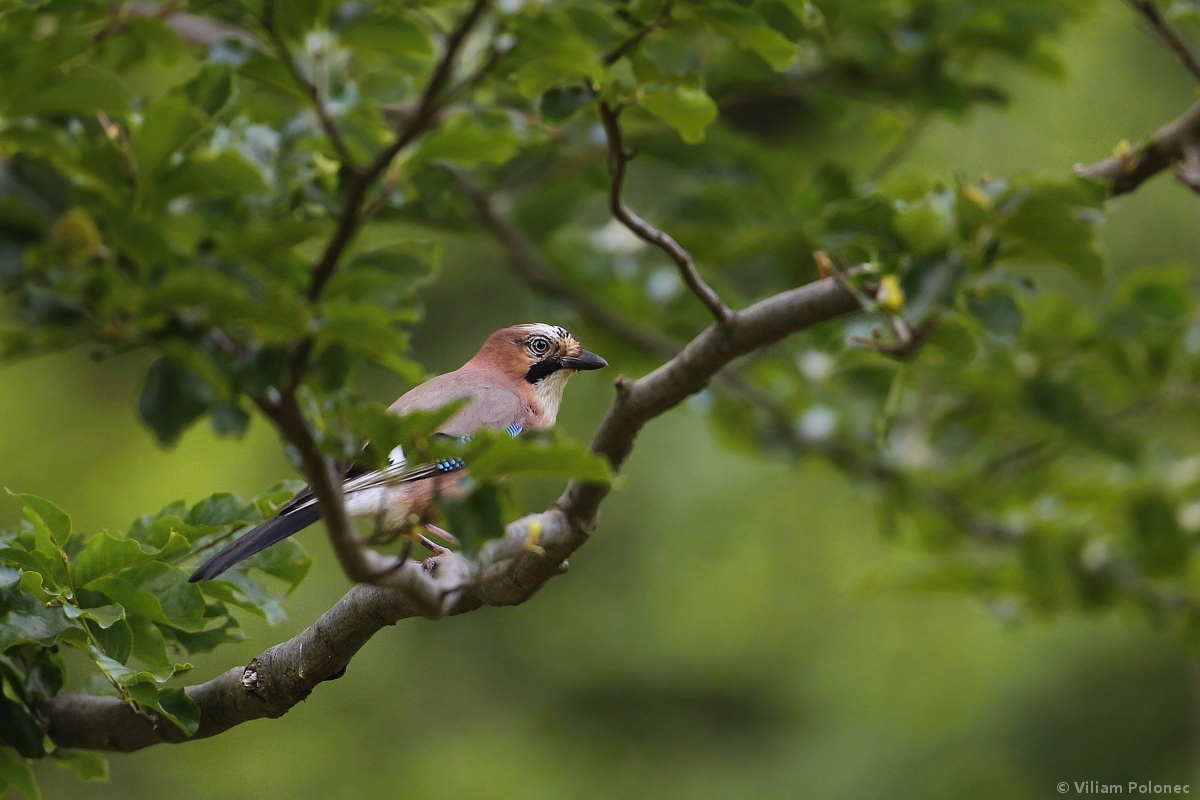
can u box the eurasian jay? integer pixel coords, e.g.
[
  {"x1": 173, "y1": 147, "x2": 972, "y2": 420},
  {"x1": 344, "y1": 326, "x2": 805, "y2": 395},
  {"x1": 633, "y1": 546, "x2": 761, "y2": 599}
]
[{"x1": 188, "y1": 324, "x2": 607, "y2": 582}]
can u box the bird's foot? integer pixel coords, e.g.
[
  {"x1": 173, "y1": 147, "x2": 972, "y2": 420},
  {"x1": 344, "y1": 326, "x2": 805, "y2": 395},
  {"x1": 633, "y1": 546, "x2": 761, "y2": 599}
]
[{"x1": 416, "y1": 531, "x2": 449, "y2": 556}]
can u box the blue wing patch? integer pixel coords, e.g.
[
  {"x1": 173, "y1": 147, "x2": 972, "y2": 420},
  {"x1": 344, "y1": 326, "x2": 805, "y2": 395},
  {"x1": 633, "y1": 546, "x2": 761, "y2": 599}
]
[{"x1": 507, "y1": 422, "x2": 524, "y2": 438}]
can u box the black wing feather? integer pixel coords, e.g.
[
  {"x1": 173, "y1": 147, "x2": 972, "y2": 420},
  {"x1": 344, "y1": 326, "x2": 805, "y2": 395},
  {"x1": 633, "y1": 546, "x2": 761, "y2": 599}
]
[{"x1": 188, "y1": 504, "x2": 321, "y2": 582}]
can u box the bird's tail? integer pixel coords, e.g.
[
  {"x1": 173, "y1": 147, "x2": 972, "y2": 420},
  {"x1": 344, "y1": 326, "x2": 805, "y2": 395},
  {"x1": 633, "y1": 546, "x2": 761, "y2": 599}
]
[{"x1": 188, "y1": 504, "x2": 322, "y2": 582}]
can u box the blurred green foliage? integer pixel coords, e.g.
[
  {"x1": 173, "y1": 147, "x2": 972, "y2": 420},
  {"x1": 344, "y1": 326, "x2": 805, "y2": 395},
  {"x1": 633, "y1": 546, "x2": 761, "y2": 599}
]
[{"x1": 2, "y1": 0, "x2": 1200, "y2": 796}]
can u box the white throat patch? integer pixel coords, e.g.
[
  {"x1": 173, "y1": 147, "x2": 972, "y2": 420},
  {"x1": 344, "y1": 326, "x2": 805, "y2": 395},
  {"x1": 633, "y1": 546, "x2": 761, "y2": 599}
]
[{"x1": 532, "y1": 369, "x2": 572, "y2": 427}]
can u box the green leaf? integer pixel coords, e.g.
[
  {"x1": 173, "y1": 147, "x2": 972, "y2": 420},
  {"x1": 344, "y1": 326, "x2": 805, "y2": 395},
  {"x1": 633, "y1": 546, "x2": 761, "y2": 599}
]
[
  {"x1": 0, "y1": 677, "x2": 45, "y2": 759},
  {"x1": 1128, "y1": 491, "x2": 1187, "y2": 577},
  {"x1": 965, "y1": 287, "x2": 1023, "y2": 342},
  {"x1": 127, "y1": 615, "x2": 170, "y2": 668},
  {"x1": 239, "y1": 537, "x2": 312, "y2": 590},
  {"x1": 895, "y1": 198, "x2": 954, "y2": 255},
  {"x1": 132, "y1": 95, "x2": 207, "y2": 186},
  {"x1": 139, "y1": 357, "x2": 214, "y2": 446},
  {"x1": 276, "y1": 0, "x2": 322, "y2": 39},
  {"x1": 91, "y1": 647, "x2": 187, "y2": 684},
  {"x1": 51, "y1": 749, "x2": 109, "y2": 782},
  {"x1": 341, "y1": 12, "x2": 431, "y2": 58},
  {"x1": 88, "y1": 617, "x2": 133, "y2": 665},
  {"x1": 63, "y1": 603, "x2": 126, "y2": 629},
  {"x1": 159, "y1": 151, "x2": 269, "y2": 199},
  {"x1": 924, "y1": 315, "x2": 977, "y2": 366},
  {"x1": 437, "y1": 483, "x2": 514, "y2": 557},
  {"x1": 5, "y1": 66, "x2": 129, "y2": 116},
  {"x1": 7, "y1": 493, "x2": 70, "y2": 547},
  {"x1": 185, "y1": 65, "x2": 234, "y2": 117},
  {"x1": 187, "y1": 493, "x2": 260, "y2": 528},
  {"x1": 638, "y1": 86, "x2": 718, "y2": 144},
  {"x1": 0, "y1": 601, "x2": 78, "y2": 653},
  {"x1": 92, "y1": 649, "x2": 199, "y2": 735},
  {"x1": 508, "y1": 15, "x2": 608, "y2": 97},
  {"x1": 86, "y1": 562, "x2": 207, "y2": 632},
  {"x1": 414, "y1": 114, "x2": 521, "y2": 168},
  {"x1": 315, "y1": 303, "x2": 422, "y2": 382},
  {"x1": 780, "y1": 0, "x2": 824, "y2": 29},
  {"x1": 466, "y1": 433, "x2": 612, "y2": 483},
  {"x1": 0, "y1": 746, "x2": 39, "y2": 800},
  {"x1": 148, "y1": 687, "x2": 201, "y2": 737},
  {"x1": 72, "y1": 530, "x2": 188, "y2": 587},
  {"x1": 997, "y1": 178, "x2": 1107, "y2": 286},
  {"x1": 15, "y1": 573, "x2": 50, "y2": 604},
  {"x1": 691, "y1": 3, "x2": 798, "y2": 71}
]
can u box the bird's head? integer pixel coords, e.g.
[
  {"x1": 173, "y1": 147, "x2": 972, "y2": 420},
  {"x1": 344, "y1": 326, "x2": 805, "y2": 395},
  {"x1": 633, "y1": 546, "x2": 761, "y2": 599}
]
[
  {"x1": 471, "y1": 324, "x2": 607, "y2": 426},
  {"x1": 478, "y1": 323, "x2": 608, "y2": 385}
]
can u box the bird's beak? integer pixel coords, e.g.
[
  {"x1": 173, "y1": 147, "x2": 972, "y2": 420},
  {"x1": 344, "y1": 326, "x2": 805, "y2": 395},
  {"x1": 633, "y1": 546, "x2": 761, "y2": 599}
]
[{"x1": 560, "y1": 350, "x2": 608, "y2": 371}]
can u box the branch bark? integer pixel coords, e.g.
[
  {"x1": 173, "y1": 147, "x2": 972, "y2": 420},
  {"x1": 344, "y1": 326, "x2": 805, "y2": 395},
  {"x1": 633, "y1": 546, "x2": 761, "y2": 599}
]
[
  {"x1": 1076, "y1": 101, "x2": 1200, "y2": 196},
  {"x1": 261, "y1": 0, "x2": 491, "y2": 592},
  {"x1": 1127, "y1": 0, "x2": 1200, "y2": 84},
  {"x1": 38, "y1": 276, "x2": 860, "y2": 752}
]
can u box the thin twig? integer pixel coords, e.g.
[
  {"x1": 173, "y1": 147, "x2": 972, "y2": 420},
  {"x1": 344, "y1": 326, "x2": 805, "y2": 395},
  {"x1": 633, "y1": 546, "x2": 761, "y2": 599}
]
[
  {"x1": 304, "y1": 0, "x2": 489, "y2": 307},
  {"x1": 603, "y1": 0, "x2": 673, "y2": 65},
  {"x1": 867, "y1": 115, "x2": 929, "y2": 182},
  {"x1": 260, "y1": 0, "x2": 360, "y2": 172},
  {"x1": 1128, "y1": 0, "x2": 1200, "y2": 83},
  {"x1": 450, "y1": 168, "x2": 681, "y2": 359},
  {"x1": 596, "y1": 101, "x2": 733, "y2": 325}
]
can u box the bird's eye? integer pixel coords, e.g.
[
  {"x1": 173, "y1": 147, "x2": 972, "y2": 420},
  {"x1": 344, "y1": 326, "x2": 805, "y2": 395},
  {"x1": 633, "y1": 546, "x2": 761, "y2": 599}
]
[{"x1": 528, "y1": 336, "x2": 551, "y2": 356}]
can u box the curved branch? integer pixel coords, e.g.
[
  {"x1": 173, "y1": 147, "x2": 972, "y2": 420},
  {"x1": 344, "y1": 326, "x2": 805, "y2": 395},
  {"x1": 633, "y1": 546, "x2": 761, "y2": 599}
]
[
  {"x1": 451, "y1": 169, "x2": 680, "y2": 359},
  {"x1": 597, "y1": 101, "x2": 733, "y2": 325},
  {"x1": 261, "y1": 0, "x2": 360, "y2": 172},
  {"x1": 39, "y1": 276, "x2": 860, "y2": 752}
]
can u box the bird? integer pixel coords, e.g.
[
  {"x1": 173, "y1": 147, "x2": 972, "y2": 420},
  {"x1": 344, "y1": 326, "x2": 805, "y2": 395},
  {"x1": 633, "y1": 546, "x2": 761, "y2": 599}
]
[{"x1": 188, "y1": 324, "x2": 607, "y2": 582}]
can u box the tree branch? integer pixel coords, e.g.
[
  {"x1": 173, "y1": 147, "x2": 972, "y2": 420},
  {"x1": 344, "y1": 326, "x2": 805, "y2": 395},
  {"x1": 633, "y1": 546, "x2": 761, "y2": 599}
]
[
  {"x1": 867, "y1": 115, "x2": 929, "y2": 182},
  {"x1": 1076, "y1": 101, "x2": 1200, "y2": 196},
  {"x1": 39, "y1": 276, "x2": 860, "y2": 752},
  {"x1": 260, "y1": 0, "x2": 360, "y2": 172},
  {"x1": 603, "y1": 1, "x2": 673, "y2": 66},
  {"x1": 256, "y1": 0, "x2": 491, "y2": 593},
  {"x1": 1127, "y1": 0, "x2": 1200, "y2": 83},
  {"x1": 597, "y1": 101, "x2": 733, "y2": 325},
  {"x1": 305, "y1": 0, "x2": 490, "y2": 305},
  {"x1": 451, "y1": 169, "x2": 681, "y2": 359}
]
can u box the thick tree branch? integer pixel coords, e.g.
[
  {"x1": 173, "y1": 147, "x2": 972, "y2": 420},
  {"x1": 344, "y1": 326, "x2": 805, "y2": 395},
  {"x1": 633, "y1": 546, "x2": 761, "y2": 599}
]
[
  {"x1": 1076, "y1": 101, "x2": 1200, "y2": 196},
  {"x1": 597, "y1": 101, "x2": 733, "y2": 325},
  {"x1": 39, "y1": 276, "x2": 860, "y2": 752}
]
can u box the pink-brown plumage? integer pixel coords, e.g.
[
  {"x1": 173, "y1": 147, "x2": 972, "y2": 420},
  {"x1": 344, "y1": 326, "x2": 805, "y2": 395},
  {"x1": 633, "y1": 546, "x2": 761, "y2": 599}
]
[{"x1": 189, "y1": 324, "x2": 606, "y2": 582}]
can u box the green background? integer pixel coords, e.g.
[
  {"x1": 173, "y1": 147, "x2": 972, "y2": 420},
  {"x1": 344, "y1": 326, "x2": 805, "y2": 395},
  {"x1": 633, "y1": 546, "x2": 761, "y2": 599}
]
[{"x1": 4, "y1": 5, "x2": 1199, "y2": 798}]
